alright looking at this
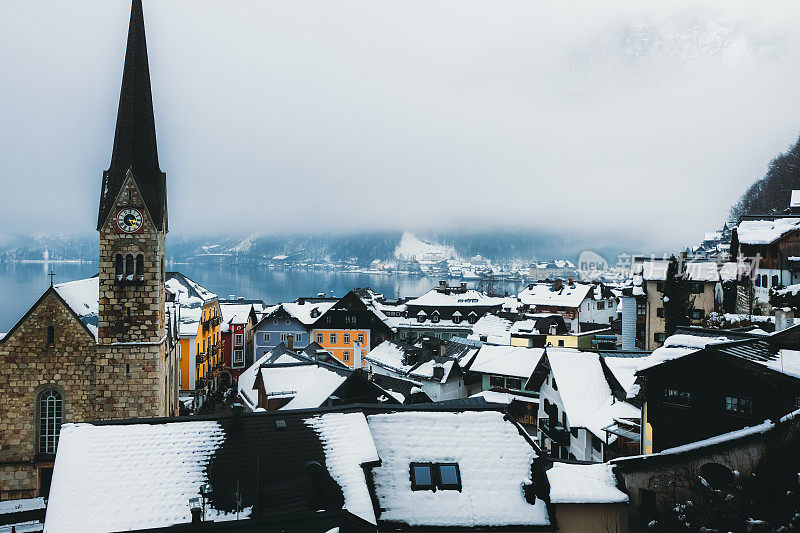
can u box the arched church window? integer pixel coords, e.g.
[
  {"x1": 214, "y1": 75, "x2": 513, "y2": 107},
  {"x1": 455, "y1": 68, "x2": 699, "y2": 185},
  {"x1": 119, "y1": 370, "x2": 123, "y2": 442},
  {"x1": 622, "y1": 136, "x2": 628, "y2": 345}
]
[
  {"x1": 136, "y1": 254, "x2": 144, "y2": 280},
  {"x1": 38, "y1": 389, "x2": 63, "y2": 455},
  {"x1": 46, "y1": 325, "x2": 54, "y2": 346},
  {"x1": 125, "y1": 254, "x2": 134, "y2": 280},
  {"x1": 115, "y1": 254, "x2": 124, "y2": 280}
]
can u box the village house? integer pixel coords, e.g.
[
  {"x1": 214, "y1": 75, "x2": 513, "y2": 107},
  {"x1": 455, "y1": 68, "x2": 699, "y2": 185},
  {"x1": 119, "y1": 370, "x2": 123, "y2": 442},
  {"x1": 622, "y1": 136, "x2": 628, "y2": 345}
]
[
  {"x1": 635, "y1": 326, "x2": 800, "y2": 453},
  {"x1": 237, "y1": 344, "x2": 397, "y2": 411},
  {"x1": 252, "y1": 298, "x2": 335, "y2": 357},
  {"x1": 310, "y1": 289, "x2": 395, "y2": 368},
  {"x1": 0, "y1": 0, "x2": 180, "y2": 500},
  {"x1": 218, "y1": 299, "x2": 261, "y2": 388},
  {"x1": 518, "y1": 279, "x2": 618, "y2": 334},
  {"x1": 43, "y1": 404, "x2": 630, "y2": 532},
  {"x1": 166, "y1": 272, "x2": 223, "y2": 411},
  {"x1": 365, "y1": 337, "x2": 480, "y2": 401},
  {"x1": 530, "y1": 349, "x2": 639, "y2": 462},
  {"x1": 528, "y1": 260, "x2": 577, "y2": 282},
  {"x1": 730, "y1": 214, "x2": 800, "y2": 305},
  {"x1": 623, "y1": 258, "x2": 740, "y2": 350},
  {"x1": 396, "y1": 281, "x2": 505, "y2": 342}
]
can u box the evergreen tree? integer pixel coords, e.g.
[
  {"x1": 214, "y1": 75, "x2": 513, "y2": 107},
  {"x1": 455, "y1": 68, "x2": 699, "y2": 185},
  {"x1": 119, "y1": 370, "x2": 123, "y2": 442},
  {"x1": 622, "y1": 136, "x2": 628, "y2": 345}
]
[{"x1": 662, "y1": 256, "x2": 695, "y2": 337}]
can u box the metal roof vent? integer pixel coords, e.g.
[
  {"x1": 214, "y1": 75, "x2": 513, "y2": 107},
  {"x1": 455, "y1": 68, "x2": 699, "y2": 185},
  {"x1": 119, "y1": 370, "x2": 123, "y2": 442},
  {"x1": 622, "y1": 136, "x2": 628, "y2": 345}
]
[{"x1": 276, "y1": 419, "x2": 287, "y2": 430}]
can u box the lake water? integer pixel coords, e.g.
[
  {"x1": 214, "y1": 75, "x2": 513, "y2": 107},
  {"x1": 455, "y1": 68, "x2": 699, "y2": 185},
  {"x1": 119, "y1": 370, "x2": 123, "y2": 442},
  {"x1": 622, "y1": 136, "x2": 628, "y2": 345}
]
[{"x1": 0, "y1": 261, "x2": 529, "y2": 332}]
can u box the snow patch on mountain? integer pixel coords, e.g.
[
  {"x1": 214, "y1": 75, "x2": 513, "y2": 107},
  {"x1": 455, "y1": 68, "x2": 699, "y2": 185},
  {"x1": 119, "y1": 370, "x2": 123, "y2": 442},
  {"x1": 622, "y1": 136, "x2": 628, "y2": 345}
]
[{"x1": 394, "y1": 232, "x2": 457, "y2": 262}]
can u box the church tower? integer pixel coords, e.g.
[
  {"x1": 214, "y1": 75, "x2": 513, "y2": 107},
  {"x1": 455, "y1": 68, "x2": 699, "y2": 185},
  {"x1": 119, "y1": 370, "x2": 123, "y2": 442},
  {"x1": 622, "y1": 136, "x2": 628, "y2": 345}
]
[{"x1": 96, "y1": 0, "x2": 171, "y2": 418}]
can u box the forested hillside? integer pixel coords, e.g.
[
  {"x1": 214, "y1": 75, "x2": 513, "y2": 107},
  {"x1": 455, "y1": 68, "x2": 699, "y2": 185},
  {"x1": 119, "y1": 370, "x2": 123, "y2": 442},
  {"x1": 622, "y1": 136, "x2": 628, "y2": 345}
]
[{"x1": 730, "y1": 134, "x2": 800, "y2": 220}]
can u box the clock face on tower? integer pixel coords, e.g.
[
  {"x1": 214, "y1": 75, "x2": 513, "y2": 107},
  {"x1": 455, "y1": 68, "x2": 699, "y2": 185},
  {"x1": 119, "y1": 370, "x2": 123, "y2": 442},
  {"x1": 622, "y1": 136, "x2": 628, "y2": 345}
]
[{"x1": 116, "y1": 208, "x2": 143, "y2": 233}]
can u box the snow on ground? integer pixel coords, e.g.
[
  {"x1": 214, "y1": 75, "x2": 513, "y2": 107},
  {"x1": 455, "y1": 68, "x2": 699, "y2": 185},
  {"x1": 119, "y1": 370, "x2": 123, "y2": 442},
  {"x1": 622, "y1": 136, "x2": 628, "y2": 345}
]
[
  {"x1": 305, "y1": 413, "x2": 380, "y2": 524},
  {"x1": 546, "y1": 463, "x2": 628, "y2": 504},
  {"x1": 366, "y1": 411, "x2": 550, "y2": 528},
  {"x1": 44, "y1": 421, "x2": 225, "y2": 532}
]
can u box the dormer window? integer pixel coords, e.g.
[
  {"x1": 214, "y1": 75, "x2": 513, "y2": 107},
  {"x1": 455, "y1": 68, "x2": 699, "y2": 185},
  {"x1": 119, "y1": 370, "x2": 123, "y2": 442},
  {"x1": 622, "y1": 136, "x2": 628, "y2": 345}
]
[
  {"x1": 410, "y1": 462, "x2": 461, "y2": 491},
  {"x1": 467, "y1": 312, "x2": 478, "y2": 324},
  {"x1": 417, "y1": 311, "x2": 427, "y2": 323},
  {"x1": 431, "y1": 311, "x2": 440, "y2": 323},
  {"x1": 452, "y1": 311, "x2": 462, "y2": 324}
]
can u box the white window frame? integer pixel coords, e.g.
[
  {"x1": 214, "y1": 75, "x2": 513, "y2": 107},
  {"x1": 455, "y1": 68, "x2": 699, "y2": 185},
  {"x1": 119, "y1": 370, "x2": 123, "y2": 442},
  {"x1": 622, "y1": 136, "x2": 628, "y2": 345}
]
[
  {"x1": 233, "y1": 349, "x2": 244, "y2": 365},
  {"x1": 316, "y1": 332, "x2": 324, "y2": 344},
  {"x1": 343, "y1": 350, "x2": 351, "y2": 362},
  {"x1": 264, "y1": 332, "x2": 271, "y2": 343},
  {"x1": 281, "y1": 333, "x2": 291, "y2": 343},
  {"x1": 234, "y1": 334, "x2": 244, "y2": 346},
  {"x1": 357, "y1": 333, "x2": 364, "y2": 344},
  {"x1": 343, "y1": 333, "x2": 351, "y2": 344},
  {"x1": 295, "y1": 333, "x2": 302, "y2": 343}
]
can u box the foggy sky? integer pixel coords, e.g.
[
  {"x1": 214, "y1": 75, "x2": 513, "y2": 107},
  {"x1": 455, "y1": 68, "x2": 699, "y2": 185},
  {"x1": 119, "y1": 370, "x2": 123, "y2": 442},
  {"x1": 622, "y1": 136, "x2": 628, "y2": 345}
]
[{"x1": 2, "y1": 0, "x2": 800, "y2": 250}]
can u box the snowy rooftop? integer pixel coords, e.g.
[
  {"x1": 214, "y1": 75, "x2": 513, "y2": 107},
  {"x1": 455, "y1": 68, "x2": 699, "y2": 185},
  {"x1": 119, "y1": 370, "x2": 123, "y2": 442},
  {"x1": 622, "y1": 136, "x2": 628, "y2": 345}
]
[
  {"x1": 469, "y1": 390, "x2": 538, "y2": 405},
  {"x1": 736, "y1": 217, "x2": 800, "y2": 245},
  {"x1": 44, "y1": 421, "x2": 227, "y2": 532},
  {"x1": 365, "y1": 410, "x2": 550, "y2": 528},
  {"x1": 518, "y1": 282, "x2": 592, "y2": 309},
  {"x1": 405, "y1": 289, "x2": 505, "y2": 308},
  {"x1": 277, "y1": 301, "x2": 337, "y2": 326},
  {"x1": 365, "y1": 340, "x2": 470, "y2": 383},
  {"x1": 53, "y1": 277, "x2": 99, "y2": 340},
  {"x1": 468, "y1": 345, "x2": 544, "y2": 379},
  {"x1": 237, "y1": 350, "x2": 351, "y2": 411},
  {"x1": 469, "y1": 314, "x2": 512, "y2": 345},
  {"x1": 546, "y1": 463, "x2": 629, "y2": 504},
  {"x1": 641, "y1": 260, "x2": 739, "y2": 282},
  {"x1": 165, "y1": 272, "x2": 217, "y2": 308},
  {"x1": 219, "y1": 302, "x2": 253, "y2": 326}
]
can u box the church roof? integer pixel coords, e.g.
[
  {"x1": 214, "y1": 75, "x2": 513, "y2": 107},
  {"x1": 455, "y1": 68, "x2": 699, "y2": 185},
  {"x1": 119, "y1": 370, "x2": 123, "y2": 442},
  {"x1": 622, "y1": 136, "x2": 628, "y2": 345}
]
[{"x1": 98, "y1": 0, "x2": 166, "y2": 231}]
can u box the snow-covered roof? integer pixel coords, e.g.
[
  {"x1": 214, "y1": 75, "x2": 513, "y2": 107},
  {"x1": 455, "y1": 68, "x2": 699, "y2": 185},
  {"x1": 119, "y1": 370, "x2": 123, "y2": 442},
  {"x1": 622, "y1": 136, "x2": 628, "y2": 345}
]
[
  {"x1": 165, "y1": 273, "x2": 217, "y2": 308},
  {"x1": 0, "y1": 497, "x2": 45, "y2": 515},
  {"x1": 468, "y1": 345, "x2": 544, "y2": 379},
  {"x1": 278, "y1": 301, "x2": 336, "y2": 326},
  {"x1": 518, "y1": 282, "x2": 592, "y2": 309},
  {"x1": 53, "y1": 277, "x2": 99, "y2": 340},
  {"x1": 405, "y1": 289, "x2": 505, "y2": 308},
  {"x1": 736, "y1": 217, "x2": 800, "y2": 245},
  {"x1": 365, "y1": 410, "x2": 550, "y2": 528},
  {"x1": 365, "y1": 340, "x2": 466, "y2": 383},
  {"x1": 546, "y1": 463, "x2": 628, "y2": 504},
  {"x1": 44, "y1": 421, "x2": 229, "y2": 532},
  {"x1": 642, "y1": 261, "x2": 739, "y2": 282},
  {"x1": 238, "y1": 353, "x2": 349, "y2": 411},
  {"x1": 219, "y1": 303, "x2": 253, "y2": 326},
  {"x1": 545, "y1": 349, "x2": 613, "y2": 428},
  {"x1": 469, "y1": 314, "x2": 512, "y2": 345},
  {"x1": 469, "y1": 390, "x2": 538, "y2": 405},
  {"x1": 305, "y1": 413, "x2": 381, "y2": 524}
]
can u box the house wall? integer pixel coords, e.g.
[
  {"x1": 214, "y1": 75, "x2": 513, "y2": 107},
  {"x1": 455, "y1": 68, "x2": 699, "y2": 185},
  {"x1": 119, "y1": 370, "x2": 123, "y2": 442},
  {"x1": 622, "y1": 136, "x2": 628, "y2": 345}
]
[
  {"x1": 311, "y1": 329, "x2": 370, "y2": 368},
  {"x1": 578, "y1": 297, "x2": 618, "y2": 330},
  {"x1": 545, "y1": 334, "x2": 594, "y2": 349},
  {"x1": 553, "y1": 503, "x2": 628, "y2": 533},
  {"x1": 253, "y1": 318, "x2": 309, "y2": 359},
  {"x1": 642, "y1": 354, "x2": 800, "y2": 452},
  {"x1": 644, "y1": 280, "x2": 717, "y2": 350},
  {"x1": 616, "y1": 437, "x2": 768, "y2": 531},
  {"x1": 537, "y1": 374, "x2": 604, "y2": 462},
  {"x1": 0, "y1": 292, "x2": 97, "y2": 500}
]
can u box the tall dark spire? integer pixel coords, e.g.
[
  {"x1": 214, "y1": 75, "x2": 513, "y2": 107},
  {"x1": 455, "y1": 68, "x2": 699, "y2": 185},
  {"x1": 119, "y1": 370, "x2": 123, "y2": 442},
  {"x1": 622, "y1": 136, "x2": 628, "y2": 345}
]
[{"x1": 98, "y1": 0, "x2": 166, "y2": 231}]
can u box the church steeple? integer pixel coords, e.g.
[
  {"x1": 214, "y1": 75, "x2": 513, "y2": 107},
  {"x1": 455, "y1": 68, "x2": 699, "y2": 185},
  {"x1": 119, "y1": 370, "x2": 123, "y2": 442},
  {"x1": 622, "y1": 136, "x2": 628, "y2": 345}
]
[{"x1": 98, "y1": 0, "x2": 166, "y2": 232}]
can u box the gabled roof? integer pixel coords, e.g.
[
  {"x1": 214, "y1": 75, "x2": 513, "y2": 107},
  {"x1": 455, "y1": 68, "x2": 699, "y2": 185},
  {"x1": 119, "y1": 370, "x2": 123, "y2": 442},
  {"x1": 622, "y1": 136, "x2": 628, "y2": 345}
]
[
  {"x1": 735, "y1": 217, "x2": 800, "y2": 245},
  {"x1": 366, "y1": 339, "x2": 477, "y2": 383},
  {"x1": 468, "y1": 345, "x2": 545, "y2": 379},
  {"x1": 0, "y1": 280, "x2": 99, "y2": 344},
  {"x1": 98, "y1": 0, "x2": 166, "y2": 231},
  {"x1": 219, "y1": 302, "x2": 255, "y2": 326},
  {"x1": 518, "y1": 282, "x2": 593, "y2": 309},
  {"x1": 165, "y1": 272, "x2": 217, "y2": 307}
]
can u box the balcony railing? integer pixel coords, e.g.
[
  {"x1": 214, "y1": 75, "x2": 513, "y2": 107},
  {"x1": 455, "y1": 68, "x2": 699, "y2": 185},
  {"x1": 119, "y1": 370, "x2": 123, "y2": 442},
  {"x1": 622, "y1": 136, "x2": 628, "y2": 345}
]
[{"x1": 538, "y1": 418, "x2": 569, "y2": 445}]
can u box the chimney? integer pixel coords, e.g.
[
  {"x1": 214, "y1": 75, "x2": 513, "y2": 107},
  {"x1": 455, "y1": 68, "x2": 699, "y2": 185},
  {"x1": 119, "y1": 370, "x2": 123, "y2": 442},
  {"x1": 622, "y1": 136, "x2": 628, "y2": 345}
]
[
  {"x1": 568, "y1": 276, "x2": 574, "y2": 285},
  {"x1": 353, "y1": 341, "x2": 363, "y2": 368},
  {"x1": 440, "y1": 343, "x2": 446, "y2": 357},
  {"x1": 775, "y1": 307, "x2": 795, "y2": 332},
  {"x1": 432, "y1": 365, "x2": 444, "y2": 380},
  {"x1": 231, "y1": 403, "x2": 243, "y2": 433},
  {"x1": 439, "y1": 280, "x2": 447, "y2": 288},
  {"x1": 553, "y1": 279, "x2": 562, "y2": 291},
  {"x1": 461, "y1": 282, "x2": 467, "y2": 291},
  {"x1": 229, "y1": 294, "x2": 235, "y2": 300}
]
